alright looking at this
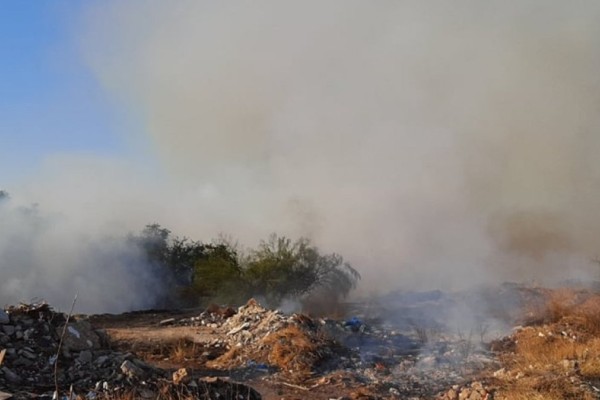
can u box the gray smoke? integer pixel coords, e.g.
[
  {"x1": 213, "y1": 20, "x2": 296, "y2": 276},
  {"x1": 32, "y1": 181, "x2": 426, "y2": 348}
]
[
  {"x1": 0, "y1": 191, "x2": 163, "y2": 313},
  {"x1": 3, "y1": 1, "x2": 600, "y2": 311}
]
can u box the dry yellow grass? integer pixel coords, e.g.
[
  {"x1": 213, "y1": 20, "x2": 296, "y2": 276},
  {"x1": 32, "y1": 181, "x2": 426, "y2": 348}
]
[
  {"x1": 169, "y1": 340, "x2": 195, "y2": 363},
  {"x1": 494, "y1": 288, "x2": 600, "y2": 399},
  {"x1": 207, "y1": 322, "x2": 323, "y2": 383},
  {"x1": 263, "y1": 325, "x2": 317, "y2": 373}
]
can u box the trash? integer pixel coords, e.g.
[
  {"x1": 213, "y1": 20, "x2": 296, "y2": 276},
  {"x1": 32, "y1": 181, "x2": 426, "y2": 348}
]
[
  {"x1": 159, "y1": 318, "x2": 175, "y2": 326},
  {"x1": 344, "y1": 317, "x2": 363, "y2": 332},
  {"x1": 0, "y1": 302, "x2": 165, "y2": 397}
]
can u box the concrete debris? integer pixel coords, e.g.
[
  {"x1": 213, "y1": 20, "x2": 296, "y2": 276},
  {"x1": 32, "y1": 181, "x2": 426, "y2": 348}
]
[
  {"x1": 206, "y1": 298, "x2": 342, "y2": 379},
  {"x1": 0, "y1": 303, "x2": 260, "y2": 400},
  {"x1": 440, "y1": 381, "x2": 492, "y2": 400},
  {"x1": 1, "y1": 289, "x2": 522, "y2": 399},
  {"x1": 59, "y1": 321, "x2": 101, "y2": 352},
  {"x1": 159, "y1": 318, "x2": 175, "y2": 326},
  {"x1": 120, "y1": 360, "x2": 145, "y2": 379}
]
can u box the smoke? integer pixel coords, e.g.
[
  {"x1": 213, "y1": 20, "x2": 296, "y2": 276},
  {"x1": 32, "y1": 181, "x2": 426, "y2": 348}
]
[
  {"x1": 3, "y1": 1, "x2": 600, "y2": 311},
  {"x1": 0, "y1": 187, "x2": 163, "y2": 313}
]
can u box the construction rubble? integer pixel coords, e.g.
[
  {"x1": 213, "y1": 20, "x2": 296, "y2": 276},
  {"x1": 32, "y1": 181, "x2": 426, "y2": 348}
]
[
  {"x1": 160, "y1": 298, "x2": 501, "y2": 398},
  {"x1": 0, "y1": 295, "x2": 515, "y2": 399},
  {"x1": 0, "y1": 302, "x2": 260, "y2": 400}
]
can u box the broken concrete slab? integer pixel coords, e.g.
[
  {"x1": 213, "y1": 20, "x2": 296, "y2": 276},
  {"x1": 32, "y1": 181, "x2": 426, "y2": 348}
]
[{"x1": 58, "y1": 321, "x2": 101, "y2": 351}]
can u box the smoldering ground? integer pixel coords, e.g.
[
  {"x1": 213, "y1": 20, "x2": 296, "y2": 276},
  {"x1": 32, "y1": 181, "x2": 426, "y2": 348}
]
[{"x1": 2, "y1": 1, "x2": 600, "y2": 312}]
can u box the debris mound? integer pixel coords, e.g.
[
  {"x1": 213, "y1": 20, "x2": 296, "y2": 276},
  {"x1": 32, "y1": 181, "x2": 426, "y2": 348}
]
[
  {"x1": 207, "y1": 299, "x2": 338, "y2": 380},
  {"x1": 0, "y1": 302, "x2": 260, "y2": 399}
]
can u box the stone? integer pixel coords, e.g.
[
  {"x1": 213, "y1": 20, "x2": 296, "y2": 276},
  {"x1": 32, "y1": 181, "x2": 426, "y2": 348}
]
[
  {"x1": 120, "y1": 360, "x2": 145, "y2": 379},
  {"x1": 1, "y1": 326, "x2": 14, "y2": 336},
  {"x1": 0, "y1": 391, "x2": 12, "y2": 400},
  {"x1": 19, "y1": 349, "x2": 36, "y2": 360},
  {"x1": 468, "y1": 392, "x2": 482, "y2": 400},
  {"x1": 458, "y1": 389, "x2": 470, "y2": 400},
  {"x1": 58, "y1": 321, "x2": 101, "y2": 351},
  {"x1": 172, "y1": 368, "x2": 190, "y2": 385},
  {"x1": 0, "y1": 311, "x2": 8, "y2": 325},
  {"x1": 78, "y1": 350, "x2": 93, "y2": 364},
  {"x1": 1, "y1": 367, "x2": 21, "y2": 384}
]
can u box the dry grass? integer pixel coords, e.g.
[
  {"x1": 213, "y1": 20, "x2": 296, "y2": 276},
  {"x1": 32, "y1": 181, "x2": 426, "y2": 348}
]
[
  {"x1": 169, "y1": 340, "x2": 197, "y2": 363},
  {"x1": 263, "y1": 325, "x2": 318, "y2": 373},
  {"x1": 207, "y1": 322, "x2": 325, "y2": 382},
  {"x1": 494, "y1": 288, "x2": 600, "y2": 399}
]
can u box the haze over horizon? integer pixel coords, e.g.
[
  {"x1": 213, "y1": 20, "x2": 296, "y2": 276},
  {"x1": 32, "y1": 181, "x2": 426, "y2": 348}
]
[{"x1": 2, "y1": 1, "x2": 600, "y2": 312}]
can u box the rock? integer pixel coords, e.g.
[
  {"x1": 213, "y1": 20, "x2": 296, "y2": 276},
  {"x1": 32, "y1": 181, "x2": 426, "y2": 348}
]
[
  {"x1": 1, "y1": 367, "x2": 21, "y2": 384},
  {"x1": 0, "y1": 391, "x2": 12, "y2": 400},
  {"x1": 159, "y1": 318, "x2": 175, "y2": 326},
  {"x1": 78, "y1": 350, "x2": 93, "y2": 364},
  {"x1": 0, "y1": 311, "x2": 8, "y2": 325},
  {"x1": 458, "y1": 389, "x2": 470, "y2": 400},
  {"x1": 172, "y1": 368, "x2": 190, "y2": 385},
  {"x1": 58, "y1": 321, "x2": 101, "y2": 351},
  {"x1": 468, "y1": 391, "x2": 482, "y2": 400},
  {"x1": 1, "y1": 326, "x2": 14, "y2": 336},
  {"x1": 120, "y1": 360, "x2": 145, "y2": 379},
  {"x1": 19, "y1": 349, "x2": 36, "y2": 360}
]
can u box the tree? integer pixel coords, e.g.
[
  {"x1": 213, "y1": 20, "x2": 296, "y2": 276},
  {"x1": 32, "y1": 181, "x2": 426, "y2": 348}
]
[
  {"x1": 132, "y1": 226, "x2": 361, "y2": 309},
  {"x1": 244, "y1": 234, "x2": 360, "y2": 306},
  {"x1": 190, "y1": 243, "x2": 245, "y2": 304}
]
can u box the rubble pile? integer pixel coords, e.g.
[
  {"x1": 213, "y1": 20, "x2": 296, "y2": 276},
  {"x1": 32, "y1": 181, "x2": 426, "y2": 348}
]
[
  {"x1": 0, "y1": 302, "x2": 164, "y2": 396},
  {"x1": 0, "y1": 303, "x2": 261, "y2": 400},
  {"x1": 159, "y1": 304, "x2": 237, "y2": 329},
  {"x1": 0, "y1": 293, "x2": 516, "y2": 399},
  {"x1": 206, "y1": 299, "x2": 340, "y2": 378},
  {"x1": 438, "y1": 381, "x2": 493, "y2": 400}
]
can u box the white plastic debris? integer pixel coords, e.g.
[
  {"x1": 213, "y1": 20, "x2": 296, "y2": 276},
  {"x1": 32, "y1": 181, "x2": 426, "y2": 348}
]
[{"x1": 67, "y1": 326, "x2": 81, "y2": 339}]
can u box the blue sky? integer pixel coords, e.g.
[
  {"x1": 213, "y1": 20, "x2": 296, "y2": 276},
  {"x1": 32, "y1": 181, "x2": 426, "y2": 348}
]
[{"x1": 0, "y1": 2, "x2": 131, "y2": 185}]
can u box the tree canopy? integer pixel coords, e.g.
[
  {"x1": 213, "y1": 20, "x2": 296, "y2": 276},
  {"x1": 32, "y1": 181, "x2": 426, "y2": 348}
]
[{"x1": 132, "y1": 225, "x2": 361, "y2": 309}]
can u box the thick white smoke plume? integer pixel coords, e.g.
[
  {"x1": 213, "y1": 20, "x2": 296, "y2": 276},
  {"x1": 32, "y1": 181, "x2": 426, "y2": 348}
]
[
  {"x1": 2, "y1": 1, "x2": 600, "y2": 311},
  {"x1": 0, "y1": 189, "x2": 163, "y2": 313}
]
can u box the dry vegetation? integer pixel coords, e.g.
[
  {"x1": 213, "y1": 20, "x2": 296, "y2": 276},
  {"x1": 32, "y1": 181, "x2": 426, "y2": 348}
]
[{"x1": 492, "y1": 287, "x2": 600, "y2": 399}]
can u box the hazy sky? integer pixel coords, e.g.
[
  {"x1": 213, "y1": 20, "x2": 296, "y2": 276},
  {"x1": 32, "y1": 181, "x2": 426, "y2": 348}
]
[{"x1": 2, "y1": 1, "x2": 600, "y2": 312}]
